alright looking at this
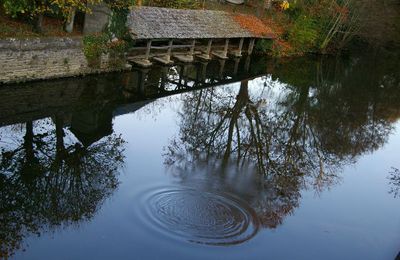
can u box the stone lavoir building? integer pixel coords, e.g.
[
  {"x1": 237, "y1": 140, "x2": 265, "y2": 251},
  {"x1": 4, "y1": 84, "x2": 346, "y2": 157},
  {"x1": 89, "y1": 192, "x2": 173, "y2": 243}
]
[
  {"x1": 126, "y1": 7, "x2": 274, "y2": 66},
  {"x1": 0, "y1": 6, "x2": 273, "y2": 84}
]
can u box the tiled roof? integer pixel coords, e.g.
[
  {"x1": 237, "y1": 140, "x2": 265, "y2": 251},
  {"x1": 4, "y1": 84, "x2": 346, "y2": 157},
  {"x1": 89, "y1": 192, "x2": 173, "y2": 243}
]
[{"x1": 127, "y1": 7, "x2": 274, "y2": 40}]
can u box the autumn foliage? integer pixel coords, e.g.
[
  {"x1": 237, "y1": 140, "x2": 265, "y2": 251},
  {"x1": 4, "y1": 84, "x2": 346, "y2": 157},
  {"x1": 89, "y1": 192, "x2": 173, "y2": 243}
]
[{"x1": 232, "y1": 14, "x2": 275, "y2": 38}]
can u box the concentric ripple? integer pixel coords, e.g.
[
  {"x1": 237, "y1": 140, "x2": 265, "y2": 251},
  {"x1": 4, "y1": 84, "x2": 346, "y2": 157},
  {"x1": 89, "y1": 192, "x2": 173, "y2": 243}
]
[{"x1": 140, "y1": 187, "x2": 260, "y2": 246}]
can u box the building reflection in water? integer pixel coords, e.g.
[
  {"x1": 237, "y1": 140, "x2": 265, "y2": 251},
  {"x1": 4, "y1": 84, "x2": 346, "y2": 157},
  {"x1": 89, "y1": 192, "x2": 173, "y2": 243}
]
[
  {"x1": 1, "y1": 52, "x2": 400, "y2": 255},
  {"x1": 0, "y1": 88, "x2": 126, "y2": 258},
  {"x1": 0, "y1": 56, "x2": 267, "y2": 257}
]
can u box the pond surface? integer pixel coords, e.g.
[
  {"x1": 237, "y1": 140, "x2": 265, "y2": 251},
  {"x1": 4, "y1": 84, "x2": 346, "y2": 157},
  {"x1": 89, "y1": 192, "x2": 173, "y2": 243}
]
[{"x1": 1, "y1": 51, "x2": 400, "y2": 259}]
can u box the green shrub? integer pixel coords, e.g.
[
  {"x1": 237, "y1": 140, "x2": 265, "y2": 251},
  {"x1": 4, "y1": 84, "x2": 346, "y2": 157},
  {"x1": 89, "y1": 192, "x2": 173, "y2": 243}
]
[
  {"x1": 83, "y1": 33, "x2": 109, "y2": 67},
  {"x1": 288, "y1": 15, "x2": 319, "y2": 52},
  {"x1": 108, "y1": 39, "x2": 128, "y2": 53},
  {"x1": 104, "y1": 1, "x2": 135, "y2": 53},
  {"x1": 2, "y1": 0, "x2": 35, "y2": 18},
  {"x1": 104, "y1": 0, "x2": 136, "y2": 10},
  {"x1": 285, "y1": 1, "x2": 303, "y2": 20},
  {"x1": 255, "y1": 39, "x2": 273, "y2": 53}
]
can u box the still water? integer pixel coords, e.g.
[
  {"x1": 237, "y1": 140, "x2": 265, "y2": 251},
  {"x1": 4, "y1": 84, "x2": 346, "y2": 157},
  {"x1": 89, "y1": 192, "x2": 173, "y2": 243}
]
[{"x1": 1, "y1": 51, "x2": 400, "y2": 259}]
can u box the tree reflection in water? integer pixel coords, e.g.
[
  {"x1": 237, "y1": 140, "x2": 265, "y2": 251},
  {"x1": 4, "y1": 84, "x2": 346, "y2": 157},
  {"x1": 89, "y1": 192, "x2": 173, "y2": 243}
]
[
  {"x1": 388, "y1": 168, "x2": 400, "y2": 198},
  {"x1": 164, "y1": 53, "x2": 400, "y2": 230},
  {"x1": 1, "y1": 51, "x2": 400, "y2": 253},
  {"x1": 0, "y1": 118, "x2": 125, "y2": 258}
]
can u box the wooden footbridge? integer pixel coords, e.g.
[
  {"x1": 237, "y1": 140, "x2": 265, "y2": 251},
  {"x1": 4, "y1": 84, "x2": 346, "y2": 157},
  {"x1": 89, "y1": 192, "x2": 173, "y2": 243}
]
[{"x1": 126, "y1": 7, "x2": 274, "y2": 67}]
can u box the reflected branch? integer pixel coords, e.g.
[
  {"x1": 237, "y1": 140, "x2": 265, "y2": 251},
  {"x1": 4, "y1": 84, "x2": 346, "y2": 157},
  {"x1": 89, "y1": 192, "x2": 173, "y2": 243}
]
[{"x1": 0, "y1": 118, "x2": 126, "y2": 258}]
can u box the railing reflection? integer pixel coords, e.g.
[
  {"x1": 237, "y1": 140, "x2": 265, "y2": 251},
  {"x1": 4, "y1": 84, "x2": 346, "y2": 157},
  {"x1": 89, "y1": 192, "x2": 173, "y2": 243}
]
[
  {"x1": 1, "y1": 51, "x2": 400, "y2": 254},
  {"x1": 0, "y1": 55, "x2": 265, "y2": 257}
]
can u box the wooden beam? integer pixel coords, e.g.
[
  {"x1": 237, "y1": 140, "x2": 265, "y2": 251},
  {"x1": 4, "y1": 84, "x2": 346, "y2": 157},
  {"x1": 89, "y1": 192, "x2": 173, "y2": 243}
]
[
  {"x1": 127, "y1": 40, "x2": 153, "y2": 67},
  {"x1": 248, "y1": 38, "x2": 255, "y2": 55},
  {"x1": 219, "y1": 59, "x2": 226, "y2": 79},
  {"x1": 206, "y1": 40, "x2": 212, "y2": 56},
  {"x1": 230, "y1": 38, "x2": 244, "y2": 57},
  {"x1": 182, "y1": 65, "x2": 188, "y2": 87},
  {"x1": 160, "y1": 66, "x2": 168, "y2": 89},
  {"x1": 199, "y1": 61, "x2": 208, "y2": 81},
  {"x1": 166, "y1": 39, "x2": 173, "y2": 62},
  {"x1": 145, "y1": 40, "x2": 152, "y2": 60},
  {"x1": 153, "y1": 39, "x2": 174, "y2": 65},
  {"x1": 233, "y1": 58, "x2": 240, "y2": 75},
  {"x1": 238, "y1": 38, "x2": 244, "y2": 56},
  {"x1": 130, "y1": 44, "x2": 194, "y2": 51},
  {"x1": 223, "y1": 39, "x2": 229, "y2": 57},
  {"x1": 197, "y1": 39, "x2": 212, "y2": 61},
  {"x1": 173, "y1": 39, "x2": 196, "y2": 63},
  {"x1": 245, "y1": 56, "x2": 251, "y2": 72},
  {"x1": 212, "y1": 38, "x2": 229, "y2": 59},
  {"x1": 138, "y1": 69, "x2": 149, "y2": 94},
  {"x1": 190, "y1": 40, "x2": 196, "y2": 56}
]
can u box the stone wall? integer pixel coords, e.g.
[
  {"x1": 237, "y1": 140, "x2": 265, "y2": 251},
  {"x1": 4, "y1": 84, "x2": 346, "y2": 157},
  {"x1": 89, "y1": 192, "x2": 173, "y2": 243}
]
[
  {"x1": 83, "y1": 3, "x2": 111, "y2": 35},
  {"x1": 0, "y1": 37, "x2": 130, "y2": 84}
]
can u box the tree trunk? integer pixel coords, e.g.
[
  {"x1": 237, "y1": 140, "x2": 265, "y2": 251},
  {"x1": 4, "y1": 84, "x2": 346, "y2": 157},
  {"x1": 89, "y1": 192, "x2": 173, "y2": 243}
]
[
  {"x1": 64, "y1": 8, "x2": 76, "y2": 33},
  {"x1": 223, "y1": 80, "x2": 250, "y2": 162},
  {"x1": 55, "y1": 115, "x2": 65, "y2": 158},
  {"x1": 24, "y1": 121, "x2": 34, "y2": 161},
  {"x1": 33, "y1": 14, "x2": 44, "y2": 33}
]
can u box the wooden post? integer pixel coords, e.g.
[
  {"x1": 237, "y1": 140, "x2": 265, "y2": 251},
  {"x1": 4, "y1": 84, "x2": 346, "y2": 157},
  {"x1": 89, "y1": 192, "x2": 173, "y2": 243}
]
[
  {"x1": 183, "y1": 65, "x2": 188, "y2": 87},
  {"x1": 166, "y1": 40, "x2": 173, "y2": 63},
  {"x1": 190, "y1": 39, "x2": 196, "y2": 56},
  {"x1": 211, "y1": 38, "x2": 229, "y2": 59},
  {"x1": 127, "y1": 40, "x2": 152, "y2": 67},
  {"x1": 206, "y1": 39, "x2": 212, "y2": 58},
  {"x1": 65, "y1": 8, "x2": 76, "y2": 33},
  {"x1": 219, "y1": 59, "x2": 226, "y2": 79},
  {"x1": 245, "y1": 56, "x2": 251, "y2": 72},
  {"x1": 179, "y1": 65, "x2": 184, "y2": 86},
  {"x1": 173, "y1": 40, "x2": 195, "y2": 63},
  {"x1": 248, "y1": 38, "x2": 255, "y2": 55},
  {"x1": 145, "y1": 40, "x2": 152, "y2": 61},
  {"x1": 200, "y1": 62, "x2": 208, "y2": 82},
  {"x1": 160, "y1": 66, "x2": 168, "y2": 89},
  {"x1": 222, "y1": 39, "x2": 229, "y2": 58},
  {"x1": 129, "y1": 70, "x2": 140, "y2": 92},
  {"x1": 198, "y1": 39, "x2": 212, "y2": 60},
  {"x1": 237, "y1": 38, "x2": 244, "y2": 57},
  {"x1": 233, "y1": 58, "x2": 240, "y2": 75},
  {"x1": 138, "y1": 69, "x2": 148, "y2": 94}
]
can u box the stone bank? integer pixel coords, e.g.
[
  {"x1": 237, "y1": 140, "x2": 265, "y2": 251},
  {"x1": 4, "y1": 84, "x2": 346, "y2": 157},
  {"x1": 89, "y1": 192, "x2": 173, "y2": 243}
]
[{"x1": 0, "y1": 37, "x2": 130, "y2": 84}]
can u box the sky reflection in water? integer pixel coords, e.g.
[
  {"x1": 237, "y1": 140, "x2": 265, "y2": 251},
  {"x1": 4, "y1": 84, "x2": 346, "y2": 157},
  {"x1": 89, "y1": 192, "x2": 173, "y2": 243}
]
[{"x1": 1, "y1": 52, "x2": 400, "y2": 259}]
